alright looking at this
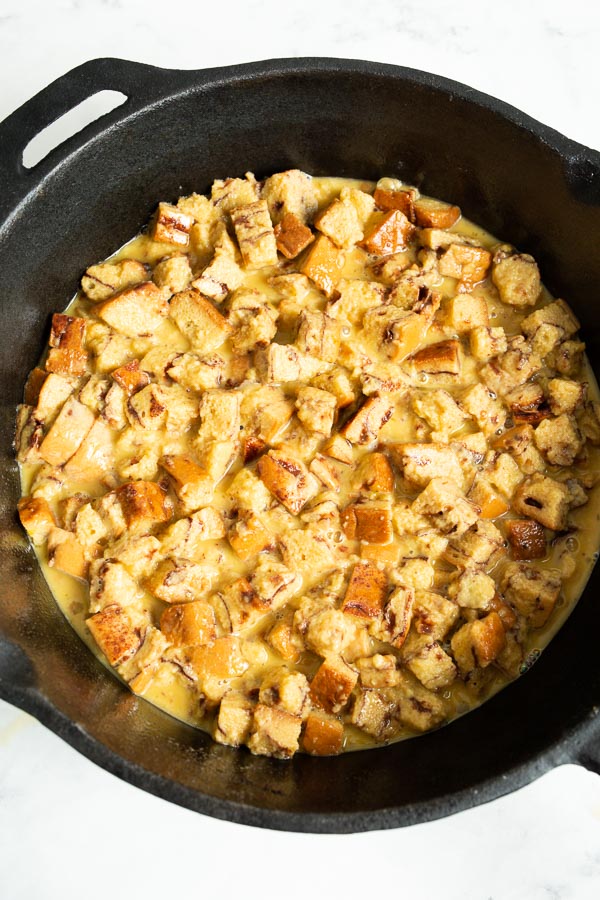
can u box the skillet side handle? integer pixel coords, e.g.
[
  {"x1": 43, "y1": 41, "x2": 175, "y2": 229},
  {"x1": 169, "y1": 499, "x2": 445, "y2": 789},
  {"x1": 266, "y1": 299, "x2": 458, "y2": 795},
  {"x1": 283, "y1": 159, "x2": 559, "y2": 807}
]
[{"x1": 0, "y1": 57, "x2": 182, "y2": 217}]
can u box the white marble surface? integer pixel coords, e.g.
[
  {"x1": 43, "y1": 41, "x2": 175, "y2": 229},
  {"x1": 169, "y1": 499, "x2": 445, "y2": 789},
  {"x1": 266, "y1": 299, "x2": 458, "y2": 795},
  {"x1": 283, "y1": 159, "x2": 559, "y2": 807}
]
[{"x1": 2, "y1": 0, "x2": 600, "y2": 897}]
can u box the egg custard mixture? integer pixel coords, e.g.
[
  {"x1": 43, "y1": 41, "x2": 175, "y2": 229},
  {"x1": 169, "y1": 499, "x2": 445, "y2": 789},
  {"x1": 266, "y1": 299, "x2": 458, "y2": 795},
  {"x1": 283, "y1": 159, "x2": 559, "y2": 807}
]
[{"x1": 15, "y1": 171, "x2": 600, "y2": 758}]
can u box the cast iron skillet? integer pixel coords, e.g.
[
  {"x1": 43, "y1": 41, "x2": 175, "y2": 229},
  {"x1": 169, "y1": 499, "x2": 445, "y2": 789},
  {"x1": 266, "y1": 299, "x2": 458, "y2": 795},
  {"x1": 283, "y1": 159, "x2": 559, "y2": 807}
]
[{"x1": 1, "y1": 57, "x2": 600, "y2": 834}]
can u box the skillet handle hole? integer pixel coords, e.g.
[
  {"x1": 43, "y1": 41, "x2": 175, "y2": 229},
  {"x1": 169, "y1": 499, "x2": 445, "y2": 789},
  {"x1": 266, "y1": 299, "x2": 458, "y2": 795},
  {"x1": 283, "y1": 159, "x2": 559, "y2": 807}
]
[{"x1": 22, "y1": 90, "x2": 128, "y2": 170}]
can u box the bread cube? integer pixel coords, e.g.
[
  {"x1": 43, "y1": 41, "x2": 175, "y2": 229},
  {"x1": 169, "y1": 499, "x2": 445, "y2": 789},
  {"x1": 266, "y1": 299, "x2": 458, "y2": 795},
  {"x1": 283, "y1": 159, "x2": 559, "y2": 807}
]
[
  {"x1": 18, "y1": 496, "x2": 56, "y2": 545},
  {"x1": 413, "y1": 197, "x2": 461, "y2": 228},
  {"x1": 534, "y1": 414, "x2": 582, "y2": 466},
  {"x1": 262, "y1": 169, "x2": 317, "y2": 224},
  {"x1": 296, "y1": 386, "x2": 337, "y2": 436},
  {"x1": 547, "y1": 378, "x2": 586, "y2": 416},
  {"x1": 410, "y1": 339, "x2": 461, "y2": 377},
  {"x1": 160, "y1": 600, "x2": 216, "y2": 646},
  {"x1": 273, "y1": 212, "x2": 314, "y2": 258},
  {"x1": 549, "y1": 339, "x2": 585, "y2": 377},
  {"x1": 438, "y1": 243, "x2": 491, "y2": 284},
  {"x1": 161, "y1": 454, "x2": 213, "y2": 512},
  {"x1": 506, "y1": 518, "x2": 546, "y2": 560},
  {"x1": 247, "y1": 703, "x2": 302, "y2": 758},
  {"x1": 97, "y1": 282, "x2": 169, "y2": 338},
  {"x1": 448, "y1": 571, "x2": 496, "y2": 609},
  {"x1": 257, "y1": 450, "x2": 318, "y2": 514},
  {"x1": 310, "y1": 655, "x2": 358, "y2": 714},
  {"x1": 341, "y1": 396, "x2": 394, "y2": 445},
  {"x1": 350, "y1": 689, "x2": 394, "y2": 739},
  {"x1": 444, "y1": 520, "x2": 505, "y2": 570},
  {"x1": 259, "y1": 667, "x2": 310, "y2": 718},
  {"x1": 214, "y1": 691, "x2": 255, "y2": 747},
  {"x1": 81, "y1": 258, "x2": 149, "y2": 302},
  {"x1": 47, "y1": 527, "x2": 88, "y2": 580},
  {"x1": 279, "y1": 526, "x2": 337, "y2": 578},
  {"x1": 315, "y1": 197, "x2": 363, "y2": 249},
  {"x1": 403, "y1": 638, "x2": 457, "y2": 691},
  {"x1": 363, "y1": 306, "x2": 426, "y2": 361},
  {"x1": 299, "y1": 234, "x2": 345, "y2": 298},
  {"x1": 411, "y1": 389, "x2": 465, "y2": 442},
  {"x1": 211, "y1": 173, "x2": 258, "y2": 211},
  {"x1": 513, "y1": 474, "x2": 570, "y2": 531},
  {"x1": 392, "y1": 672, "x2": 446, "y2": 732},
  {"x1": 521, "y1": 299, "x2": 580, "y2": 348},
  {"x1": 373, "y1": 186, "x2": 416, "y2": 217},
  {"x1": 116, "y1": 480, "x2": 171, "y2": 532},
  {"x1": 470, "y1": 325, "x2": 508, "y2": 361},
  {"x1": 230, "y1": 199, "x2": 278, "y2": 269},
  {"x1": 443, "y1": 293, "x2": 489, "y2": 334},
  {"x1": 501, "y1": 562, "x2": 561, "y2": 628},
  {"x1": 387, "y1": 442, "x2": 464, "y2": 489},
  {"x1": 303, "y1": 712, "x2": 344, "y2": 755},
  {"x1": 46, "y1": 313, "x2": 89, "y2": 376},
  {"x1": 256, "y1": 342, "x2": 331, "y2": 383},
  {"x1": 361, "y1": 210, "x2": 415, "y2": 254},
  {"x1": 151, "y1": 202, "x2": 193, "y2": 247},
  {"x1": 460, "y1": 383, "x2": 506, "y2": 435},
  {"x1": 341, "y1": 500, "x2": 393, "y2": 544},
  {"x1": 169, "y1": 289, "x2": 232, "y2": 352},
  {"x1": 188, "y1": 636, "x2": 248, "y2": 680},
  {"x1": 412, "y1": 477, "x2": 479, "y2": 536},
  {"x1": 492, "y1": 251, "x2": 541, "y2": 307},
  {"x1": 86, "y1": 605, "x2": 141, "y2": 666},
  {"x1": 341, "y1": 562, "x2": 388, "y2": 620},
  {"x1": 451, "y1": 612, "x2": 506, "y2": 674},
  {"x1": 192, "y1": 243, "x2": 244, "y2": 302},
  {"x1": 39, "y1": 397, "x2": 95, "y2": 466},
  {"x1": 146, "y1": 558, "x2": 213, "y2": 604},
  {"x1": 152, "y1": 254, "x2": 193, "y2": 294},
  {"x1": 228, "y1": 512, "x2": 273, "y2": 560},
  {"x1": 468, "y1": 476, "x2": 509, "y2": 519}
]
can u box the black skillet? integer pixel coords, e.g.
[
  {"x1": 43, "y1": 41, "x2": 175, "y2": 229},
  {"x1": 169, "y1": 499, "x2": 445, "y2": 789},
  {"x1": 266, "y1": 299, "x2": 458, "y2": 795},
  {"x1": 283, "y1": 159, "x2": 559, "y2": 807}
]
[{"x1": 1, "y1": 57, "x2": 599, "y2": 833}]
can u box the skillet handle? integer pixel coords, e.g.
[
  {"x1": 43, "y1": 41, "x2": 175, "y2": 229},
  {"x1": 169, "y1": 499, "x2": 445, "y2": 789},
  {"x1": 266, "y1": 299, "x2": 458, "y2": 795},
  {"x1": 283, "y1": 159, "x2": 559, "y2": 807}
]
[{"x1": 0, "y1": 58, "x2": 185, "y2": 213}]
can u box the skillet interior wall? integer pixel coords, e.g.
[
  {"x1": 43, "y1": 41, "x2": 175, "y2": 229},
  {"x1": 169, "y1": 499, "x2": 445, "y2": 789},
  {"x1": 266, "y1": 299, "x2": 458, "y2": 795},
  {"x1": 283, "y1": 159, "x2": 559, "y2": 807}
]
[{"x1": 1, "y1": 62, "x2": 600, "y2": 829}]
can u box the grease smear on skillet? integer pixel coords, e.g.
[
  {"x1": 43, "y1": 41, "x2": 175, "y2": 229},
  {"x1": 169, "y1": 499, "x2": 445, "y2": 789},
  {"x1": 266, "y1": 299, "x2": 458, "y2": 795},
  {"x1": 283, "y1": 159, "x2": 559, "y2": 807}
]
[{"x1": 15, "y1": 171, "x2": 600, "y2": 758}]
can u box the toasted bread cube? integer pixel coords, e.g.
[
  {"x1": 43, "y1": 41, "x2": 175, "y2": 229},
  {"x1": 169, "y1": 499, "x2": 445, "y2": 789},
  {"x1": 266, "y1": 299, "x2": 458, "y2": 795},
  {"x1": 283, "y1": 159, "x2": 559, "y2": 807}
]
[
  {"x1": 547, "y1": 378, "x2": 586, "y2": 416},
  {"x1": 447, "y1": 571, "x2": 496, "y2": 609},
  {"x1": 411, "y1": 339, "x2": 461, "y2": 377},
  {"x1": 227, "y1": 289, "x2": 277, "y2": 354},
  {"x1": 81, "y1": 258, "x2": 148, "y2": 302},
  {"x1": 481, "y1": 336, "x2": 541, "y2": 398},
  {"x1": 266, "y1": 611, "x2": 303, "y2": 662},
  {"x1": 361, "y1": 210, "x2": 415, "y2": 255},
  {"x1": 60, "y1": 416, "x2": 115, "y2": 483},
  {"x1": 192, "y1": 244, "x2": 244, "y2": 302},
  {"x1": 117, "y1": 626, "x2": 170, "y2": 694},
  {"x1": 403, "y1": 638, "x2": 457, "y2": 691},
  {"x1": 444, "y1": 520, "x2": 504, "y2": 570},
  {"x1": 501, "y1": 562, "x2": 561, "y2": 628},
  {"x1": 506, "y1": 381, "x2": 548, "y2": 426},
  {"x1": 392, "y1": 672, "x2": 446, "y2": 732},
  {"x1": 513, "y1": 474, "x2": 570, "y2": 531},
  {"x1": 228, "y1": 513, "x2": 272, "y2": 560},
  {"x1": 470, "y1": 325, "x2": 508, "y2": 362},
  {"x1": 468, "y1": 476, "x2": 510, "y2": 519},
  {"x1": 303, "y1": 712, "x2": 344, "y2": 755},
  {"x1": 107, "y1": 534, "x2": 161, "y2": 580},
  {"x1": 451, "y1": 612, "x2": 506, "y2": 674},
  {"x1": 161, "y1": 454, "x2": 213, "y2": 512},
  {"x1": 151, "y1": 202, "x2": 193, "y2": 247},
  {"x1": 299, "y1": 234, "x2": 345, "y2": 298},
  {"x1": 314, "y1": 198, "x2": 363, "y2": 249},
  {"x1": 438, "y1": 243, "x2": 491, "y2": 284},
  {"x1": 363, "y1": 306, "x2": 428, "y2": 362},
  {"x1": 146, "y1": 558, "x2": 212, "y2": 604},
  {"x1": 295, "y1": 309, "x2": 341, "y2": 362},
  {"x1": 341, "y1": 500, "x2": 393, "y2": 544},
  {"x1": 247, "y1": 703, "x2": 302, "y2": 758},
  {"x1": 111, "y1": 359, "x2": 150, "y2": 395},
  {"x1": 295, "y1": 386, "x2": 337, "y2": 437},
  {"x1": 412, "y1": 590, "x2": 459, "y2": 641},
  {"x1": 373, "y1": 187, "x2": 416, "y2": 217},
  {"x1": 354, "y1": 452, "x2": 395, "y2": 493},
  {"x1": 387, "y1": 442, "x2": 463, "y2": 489},
  {"x1": 351, "y1": 689, "x2": 396, "y2": 739},
  {"x1": 257, "y1": 450, "x2": 318, "y2": 514},
  {"x1": 506, "y1": 518, "x2": 546, "y2": 560},
  {"x1": 87, "y1": 605, "x2": 141, "y2": 666},
  {"x1": 197, "y1": 389, "x2": 240, "y2": 445},
  {"x1": 534, "y1": 414, "x2": 582, "y2": 466},
  {"x1": 341, "y1": 396, "x2": 393, "y2": 445},
  {"x1": 159, "y1": 508, "x2": 224, "y2": 560},
  {"x1": 443, "y1": 293, "x2": 488, "y2": 334},
  {"x1": 256, "y1": 342, "x2": 330, "y2": 383},
  {"x1": 166, "y1": 352, "x2": 225, "y2": 392},
  {"x1": 411, "y1": 389, "x2": 465, "y2": 442},
  {"x1": 259, "y1": 667, "x2": 310, "y2": 718},
  {"x1": 252, "y1": 560, "x2": 303, "y2": 606},
  {"x1": 313, "y1": 368, "x2": 357, "y2": 409},
  {"x1": 230, "y1": 199, "x2": 278, "y2": 269},
  {"x1": 18, "y1": 496, "x2": 56, "y2": 545},
  {"x1": 46, "y1": 313, "x2": 88, "y2": 376},
  {"x1": 160, "y1": 600, "x2": 216, "y2": 647},
  {"x1": 188, "y1": 635, "x2": 248, "y2": 680},
  {"x1": 214, "y1": 691, "x2": 255, "y2": 747},
  {"x1": 327, "y1": 278, "x2": 385, "y2": 325},
  {"x1": 125, "y1": 384, "x2": 166, "y2": 431},
  {"x1": 169, "y1": 288, "x2": 232, "y2": 352},
  {"x1": 116, "y1": 480, "x2": 171, "y2": 532},
  {"x1": 38, "y1": 397, "x2": 95, "y2": 466},
  {"x1": 210, "y1": 578, "x2": 269, "y2": 634},
  {"x1": 309, "y1": 454, "x2": 341, "y2": 491},
  {"x1": 310, "y1": 656, "x2": 358, "y2": 714},
  {"x1": 262, "y1": 169, "x2": 317, "y2": 224},
  {"x1": 279, "y1": 526, "x2": 337, "y2": 578},
  {"x1": 412, "y1": 478, "x2": 478, "y2": 536},
  {"x1": 355, "y1": 653, "x2": 401, "y2": 689},
  {"x1": 240, "y1": 385, "x2": 294, "y2": 444},
  {"x1": 549, "y1": 339, "x2": 585, "y2": 376},
  {"x1": 369, "y1": 585, "x2": 414, "y2": 648},
  {"x1": 24, "y1": 367, "x2": 58, "y2": 409},
  {"x1": 492, "y1": 251, "x2": 541, "y2": 307},
  {"x1": 227, "y1": 468, "x2": 273, "y2": 512},
  {"x1": 413, "y1": 197, "x2": 460, "y2": 228},
  {"x1": 485, "y1": 452, "x2": 523, "y2": 497},
  {"x1": 274, "y1": 212, "x2": 314, "y2": 259},
  {"x1": 522, "y1": 299, "x2": 580, "y2": 345},
  {"x1": 211, "y1": 173, "x2": 258, "y2": 211},
  {"x1": 47, "y1": 528, "x2": 88, "y2": 580},
  {"x1": 322, "y1": 433, "x2": 354, "y2": 464},
  {"x1": 97, "y1": 282, "x2": 169, "y2": 338},
  {"x1": 492, "y1": 424, "x2": 545, "y2": 474},
  {"x1": 152, "y1": 254, "x2": 193, "y2": 294},
  {"x1": 461, "y1": 383, "x2": 506, "y2": 436},
  {"x1": 341, "y1": 562, "x2": 388, "y2": 620}
]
